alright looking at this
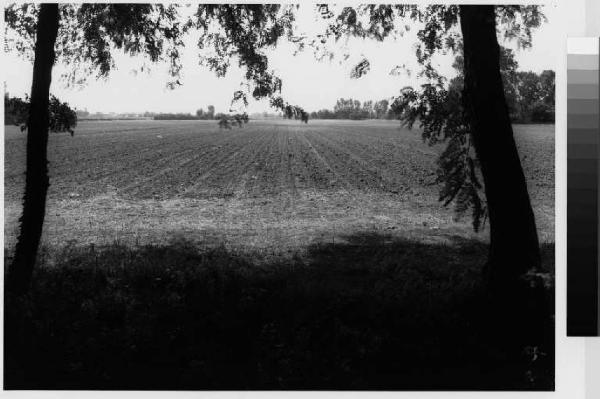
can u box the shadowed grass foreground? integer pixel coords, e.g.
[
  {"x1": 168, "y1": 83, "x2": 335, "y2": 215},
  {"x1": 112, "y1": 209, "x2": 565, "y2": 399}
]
[{"x1": 4, "y1": 233, "x2": 554, "y2": 390}]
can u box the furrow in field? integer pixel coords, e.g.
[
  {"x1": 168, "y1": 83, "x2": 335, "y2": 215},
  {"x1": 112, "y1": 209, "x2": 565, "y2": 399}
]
[
  {"x1": 300, "y1": 129, "x2": 378, "y2": 194},
  {"x1": 312, "y1": 128, "x2": 397, "y2": 193},
  {"x1": 115, "y1": 128, "x2": 232, "y2": 198},
  {"x1": 281, "y1": 126, "x2": 299, "y2": 200},
  {"x1": 245, "y1": 128, "x2": 282, "y2": 198},
  {"x1": 131, "y1": 128, "x2": 252, "y2": 199},
  {"x1": 54, "y1": 145, "x2": 191, "y2": 198},
  {"x1": 313, "y1": 126, "x2": 437, "y2": 195},
  {"x1": 285, "y1": 125, "x2": 334, "y2": 192},
  {"x1": 314, "y1": 122, "x2": 439, "y2": 181},
  {"x1": 44, "y1": 128, "x2": 202, "y2": 198},
  {"x1": 52, "y1": 123, "x2": 229, "y2": 200},
  {"x1": 178, "y1": 127, "x2": 270, "y2": 199},
  {"x1": 119, "y1": 147, "x2": 213, "y2": 198},
  {"x1": 227, "y1": 132, "x2": 273, "y2": 199},
  {"x1": 217, "y1": 128, "x2": 279, "y2": 198},
  {"x1": 231, "y1": 126, "x2": 280, "y2": 199},
  {"x1": 285, "y1": 124, "x2": 341, "y2": 224},
  {"x1": 294, "y1": 129, "x2": 357, "y2": 197}
]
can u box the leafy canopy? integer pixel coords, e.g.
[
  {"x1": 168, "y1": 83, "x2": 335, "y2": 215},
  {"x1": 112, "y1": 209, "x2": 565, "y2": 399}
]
[
  {"x1": 5, "y1": 4, "x2": 185, "y2": 86},
  {"x1": 4, "y1": 4, "x2": 308, "y2": 121},
  {"x1": 4, "y1": 93, "x2": 77, "y2": 134}
]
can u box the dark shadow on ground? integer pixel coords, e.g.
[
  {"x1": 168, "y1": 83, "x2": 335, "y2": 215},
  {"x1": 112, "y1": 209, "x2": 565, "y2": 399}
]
[{"x1": 4, "y1": 232, "x2": 555, "y2": 390}]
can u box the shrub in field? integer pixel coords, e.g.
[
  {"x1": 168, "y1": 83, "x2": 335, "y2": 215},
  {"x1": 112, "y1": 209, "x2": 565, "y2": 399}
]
[
  {"x1": 4, "y1": 94, "x2": 77, "y2": 134},
  {"x1": 48, "y1": 95, "x2": 77, "y2": 135},
  {"x1": 218, "y1": 113, "x2": 249, "y2": 129},
  {"x1": 4, "y1": 94, "x2": 29, "y2": 126}
]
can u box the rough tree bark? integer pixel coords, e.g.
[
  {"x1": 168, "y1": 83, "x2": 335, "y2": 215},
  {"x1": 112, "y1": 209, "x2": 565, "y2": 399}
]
[
  {"x1": 7, "y1": 4, "x2": 60, "y2": 295},
  {"x1": 459, "y1": 5, "x2": 541, "y2": 291}
]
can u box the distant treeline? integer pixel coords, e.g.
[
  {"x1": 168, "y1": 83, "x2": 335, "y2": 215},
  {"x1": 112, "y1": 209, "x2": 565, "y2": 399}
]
[
  {"x1": 152, "y1": 105, "x2": 218, "y2": 120},
  {"x1": 6, "y1": 67, "x2": 553, "y2": 126},
  {"x1": 76, "y1": 109, "x2": 149, "y2": 120},
  {"x1": 153, "y1": 113, "x2": 203, "y2": 120},
  {"x1": 310, "y1": 99, "x2": 394, "y2": 121},
  {"x1": 310, "y1": 69, "x2": 555, "y2": 123},
  {"x1": 71, "y1": 106, "x2": 222, "y2": 121}
]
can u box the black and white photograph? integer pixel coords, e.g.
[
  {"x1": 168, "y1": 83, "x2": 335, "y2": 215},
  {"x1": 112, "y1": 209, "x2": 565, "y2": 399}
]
[{"x1": 3, "y1": 3, "x2": 556, "y2": 390}]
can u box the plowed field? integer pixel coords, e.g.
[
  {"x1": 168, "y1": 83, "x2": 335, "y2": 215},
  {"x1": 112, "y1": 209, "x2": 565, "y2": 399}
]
[{"x1": 3, "y1": 119, "x2": 554, "y2": 254}]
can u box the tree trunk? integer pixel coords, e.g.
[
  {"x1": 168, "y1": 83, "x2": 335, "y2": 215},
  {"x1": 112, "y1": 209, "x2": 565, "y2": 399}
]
[
  {"x1": 7, "y1": 4, "x2": 60, "y2": 295},
  {"x1": 459, "y1": 5, "x2": 541, "y2": 291}
]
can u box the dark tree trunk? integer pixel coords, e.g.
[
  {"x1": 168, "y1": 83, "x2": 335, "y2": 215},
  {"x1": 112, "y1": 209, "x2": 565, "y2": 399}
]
[
  {"x1": 7, "y1": 4, "x2": 60, "y2": 295},
  {"x1": 459, "y1": 5, "x2": 541, "y2": 291}
]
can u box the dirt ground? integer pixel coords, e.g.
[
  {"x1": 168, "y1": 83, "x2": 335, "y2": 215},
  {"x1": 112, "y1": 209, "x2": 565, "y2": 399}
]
[{"x1": 3, "y1": 119, "x2": 555, "y2": 255}]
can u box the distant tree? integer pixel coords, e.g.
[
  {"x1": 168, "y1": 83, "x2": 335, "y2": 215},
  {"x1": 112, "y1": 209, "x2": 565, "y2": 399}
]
[
  {"x1": 207, "y1": 105, "x2": 215, "y2": 119},
  {"x1": 75, "y1": 108, "x2": 89, "y2": 118},
  {"x1": 539, "y1": 70, "x2": 555, "y2": 106},
  {"x1": 449, "y1": 45, "x2": 521, "y2": 122},
  {"x1": 196, "y1": 108, "x2": 204, "y2": 118},
  {"x1": 310, "y1": 97, "x2": 396, "y2": 120},
  {"x1": 333, "y1": 98, "x2": 369, "y2": 119},
  {"x1": 311, "y1": 109, "x2": 336, "y2": 119},
  {"x1": 362, "y1": 100, "x2": 374, "y2": 119},
  {"x1": 333, "y1": 98, "x2": 348, "y2": 119},
  {"x1": 513, "y1": 69, "x2": 555, "y2": 122},
  {"x1": 374, "y1": 99, "x2": 389, "y2": 119},
  {"x1": 516, "y1": 71, "x2": 541, "y2": 121}
]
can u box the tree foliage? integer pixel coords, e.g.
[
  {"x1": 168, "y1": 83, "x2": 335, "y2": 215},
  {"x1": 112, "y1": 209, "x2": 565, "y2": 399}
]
[
  {"x1": 218, "y1": 113, "x2": 249, "y2": 129},
  {"x1": 4, "y1": 93, "x2": 77, "y2": 134},
  {"x1": 512, "y1": 70, "x2": 555, "y2": 123},
  {"x1": 5, "y1": 4, "x2": 308, "y2": 120},
  {"x1": 453, "y1": 47, "x2": 555, "y2": 123},
  {"x1": 309, "y1": 4, "x2": 547, "y2": 230},
  {"x1": 4, "y1": 94, "x2": 29, "y2": 126},
  {"x1": 392, "y1": 81, "x2": 486, "y2": 230},
  {"x1": 191, "y1": 5, "x2": 308, "y2": 121},
  {"x1": 5, "y1": 4, "x2": 186, "y2": 87},
  {"x1": 48, "y1": 95, "x2": 77, "y2": 134},
  {"x1": 392, "y1": 44, "x2": 553, "y2": 230}
]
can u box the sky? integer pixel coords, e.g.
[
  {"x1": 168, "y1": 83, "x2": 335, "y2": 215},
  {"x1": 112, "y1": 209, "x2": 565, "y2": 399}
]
[{"x1": 3, "y1": 4, "x2": 560, "y2": 115}]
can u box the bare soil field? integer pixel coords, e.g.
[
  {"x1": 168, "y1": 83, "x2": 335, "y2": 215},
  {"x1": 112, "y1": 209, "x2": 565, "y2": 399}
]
[
  {"x1": 4, "y1": 119, "x2": 554, "y2": 255},
  {"x1": 3, "y1": 119, "x2": 555, "y2": 390}
]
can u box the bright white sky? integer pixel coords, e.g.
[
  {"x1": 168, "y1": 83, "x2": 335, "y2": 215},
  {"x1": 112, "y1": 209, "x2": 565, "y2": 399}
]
[{"x1": 3, "y1": 4, "x2": 559, "y2": 115}]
